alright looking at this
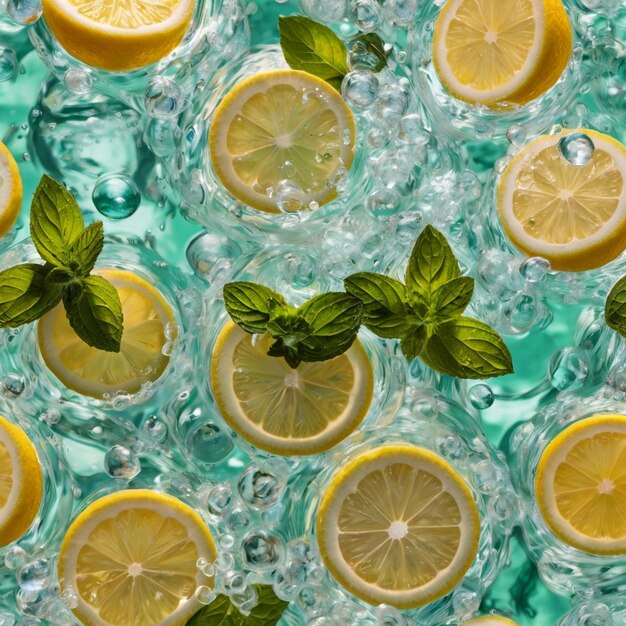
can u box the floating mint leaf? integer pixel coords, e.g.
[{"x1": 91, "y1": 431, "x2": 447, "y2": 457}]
[
  {"x1": 185, "y1": 586, "x2": 288, "y2": 626},
  {"x1": 606, "y1": 275, "x2": 626, "y2": 338},
  {"x1": 63, "y1": 275, "x2": 123, "y2": 352},
  {"x1": 69, "y1": 221, "x2": 104, "y2": 277},
  {"x1": 296, "y1": 292, "x2": 363, "y2": 362},
  {"x1": 279, "y1": 15, "x2": 349, "y2": 90},
  {"x1": 400, "y1": 326, "x2": 427, "y2": 361},
  {"x1": 405, "y1": 224, "x2": 461, "y2": 299},
  {"x1": 431, "y1": 276, "x2": 474, "y2": 321},
  {"x1": 0, "y1": 263, "x2": 62, "y2": 326},
  {"x1": 348, "y1": 33, "x2": 388, "y2": 72},
  {"x1": 30, "y1": 175, "x2": 84, "y2": 268},
  {"x1": 420, "y1": 317, "x2": 513, "y2": 379},
  {"x1": 223, "y1": 282, "x2": 287, "y2": 335},
  {"x1": 344, "y1": 273, "x2": 413, "y2": 338}
]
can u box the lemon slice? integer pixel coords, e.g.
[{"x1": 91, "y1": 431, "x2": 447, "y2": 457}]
[
  {"x1": 463, "y1": 618, "x2": 519, "y2": 626},
  {"x1": 38, "y1": 268, "x2": 174, "y2": 399},
  {"x1": 498, "y1": 130, "x2": 626, "y2": 271},
  {"x1": 209, "y1": 69, "x2": 355, "y2": 213},
  {"x1": 210, "y1": 322, "x2": 373, "y2": 455},
  {"x1": 0, "y1": 141, "x2": 22, "y2": 238},
  {"x1": 317, "y1": 444, "x2": 480, "y2": 608},
  {"x1": 42, "y1": 0, "x2": 194, "y2": 71},
  {"x1": 433, "y1": 0, "x2": 572, "y2": 108},
  {"x1": 536, "y1": 414, "x2": 626, "y2": 555},
  {"x1": 59, "y1": 489, "x2": 217, "y2": 626},
  {"x1": 0, "y1": 416, "x2": 43, "y2": 546}
]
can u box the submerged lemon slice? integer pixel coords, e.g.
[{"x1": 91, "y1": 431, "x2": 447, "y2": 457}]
[
  {"x1": 498, "y1": 130, "x2": 626, "y2": 271},
  {"x1": 463, "y1": 618, "x2": 520, "y2": 626},
  {"x1": 59, "y1": 489, "x2": 217, "y2": 626},
  {"x1": 536, "y1": 415, "x2": 626, "y2": 555},
  {"x1": 0, "y1": 141, "x2": 22, "y2": 238},
  {"x1": 317, "y1": 445, "x2": 480, "y2": 609},
  {"x1": 38, "y1": 269, "x2": 174, "y2": 399},
  {"x1": 0, "y1": 416, "x2": 43, "y2": 546},
  {"x1": 209, "y1": 69, "x2": 355, "y2": 213},
  {"x1": 433, "y1": 0, "x2": 572, "y2": 108},
  {"x1": 42, "y1": 0, "x2": 194, "y2": 71},
  {"x1": 210, "y1": 322, "x2": 373, "y2": 455}
]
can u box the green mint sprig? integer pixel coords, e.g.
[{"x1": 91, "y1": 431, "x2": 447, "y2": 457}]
[
  {"x1": 278, "y1": 15, "x2": 387, "y2": 91},
  {"x1": 345, "y1": 225, "x2": 514, "y2": 379},
  {"x1": 223, "y1": 282, "x2": 363, "y2": 369},
  {"x1": 186, "y1": 585, "x2": 288, "y2": 625},
  {"x1": 605, "y1": 276, "x2": 626, "y2": 338},
  {"x1": 0, "y1": 175, "x2": 123, "y2": 352}
]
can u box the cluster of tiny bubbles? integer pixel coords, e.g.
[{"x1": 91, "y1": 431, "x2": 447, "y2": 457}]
[
  {"x1": 6, "y1": 0, "x2": 41, "y2": 24},
  {"x1": 0, "y1": 46, "x2": 18, "y2": 82},
  {"x1": 558, "y1": 132, "x2": 595, "y2": 166},
  {"x1": 1, "y1": 373, "x2": 25, "y2": 397},
  {"x1": 92, "y1": 174, "x2": 141, "y2": 220},
  {"x1": 104, "y1": 445, "x2": 141, "y2": 479},
  {"x1": 63, "y1": 68, "x2": 92, "y2": 95},
  {"x1": 144, "y1": 77, "x2": 185, "y2": 120}
]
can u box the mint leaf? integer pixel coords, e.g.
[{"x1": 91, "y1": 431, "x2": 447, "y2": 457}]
[
  {"x1": 63, "y1": 275, "x2": 123, "y2": 352},
  {"x1": 296, "y1": 292, "x2": 363, "y2": 361},
  {"x1": 30, "y1": 175, "x2": 84, "y2": 268},
  {"x1": 69, "y1": 221, "x2": 104, "y2": 277},
  {"x1": 420, "y1": 317, "x2": 513, "y2": 379},
  {"x1": 406, "y1": 225, "x2": 461, "y2": 299},
  {"x1": 45, "y1": 267, "x2": 75, "y2": 289},
  {"x1": 606, "y1": 276, "x2": 626, "y2": 337},
  {"x1": 344, "y1": 273, "x2": 413, "y2": 338},
  {"x1": 348, "y1": 33, "x2": 388, "y2": 72},
  {"x1": 279, "y1": 15, "x2": 349, "y2": 91},
  {"x1": 400, "y1": 326, "x2": 426, "y2": 361},
  {"x1": 0, "y1": 264, "x2": 62, "y2": 326},
  {"x1": 185, "y1": 586, "x2": 288, "y2": 626},
  {"x1": 431, "y1": 276, "x2": 474, "y2": 321},
  {"x1": 224, "y1": 282, "x2": 287, "y2": 334}
]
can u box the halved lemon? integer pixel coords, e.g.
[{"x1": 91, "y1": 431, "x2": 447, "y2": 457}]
[
  {"x1": 498, "y1": 129, "x2": 626, "y2": 271},
  {"x1": 42, "y1": 0, "x2": 194, "y2": 71},
  {"x1": 210, "y1": 322, "x2": 373, "y2": 455},
  {"x1": 433, "y1": 0, "x2": 572, "y2": 108},
  {"x1": 59, "y1": 489, "x2": 217, "y2": 626},
  {"x1": 0, "y1": 141, "x2": 22, "y2": 238},
  {"x1": 209, "y1": 69, "x2": 355, "y2": 213},
  {"x1": 317, "y1": 445, "x2": 480, "y2": 608},
  {"x1": 38, "y1": 268, "x2": 174, "y2": 398},
  {"x1": 536, "y1": 414, "x2": 626, "y2": 555},
  {"x1": 0, "y1": 416, "x2": 43, "y2": 546},
  {"x1": 463, "y1": 618, "x2": 519, "y2": 626}
]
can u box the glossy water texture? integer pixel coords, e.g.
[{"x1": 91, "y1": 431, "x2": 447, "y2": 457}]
[{"x1": 0, "y1": 0, "x2": 626, "y2": 623}]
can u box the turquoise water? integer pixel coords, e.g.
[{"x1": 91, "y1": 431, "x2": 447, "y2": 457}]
[{"x1": 1, "y1": 0, "x2": 626, "y2": 623}]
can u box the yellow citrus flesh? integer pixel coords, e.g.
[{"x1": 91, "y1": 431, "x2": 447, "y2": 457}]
[
  {"x1": 317, "y1": 445, "x2": 480, "y2": 609},
  {"x1": 210, "y1": 322, "x2": 373, "y2": 455},
  {"x1": 38, "y1": 268, "x2": 174, "y2": 399},
  {"x1": 433, "y1": 0, "x2": 572, "y2": 108},
  {"x1": 42, "y1": 0, "x2": 194, "y2": 71},
  {"x1": 209, "y1": 69, "x2": 355, "y2": 213},
  {"x1": 59, "y1": 489, "x2": 217, "y2": 626},
  {"x1": 497, "y1": 129, "x2": 626, "y2": 271},
  {"x1": 536, "y1": 415, "x2": 626, "y2": 555},
  {"x1": 0, "y1": 141, "x2": 22, "y2": 238},
  {"x1": 0, "y1": 415, "x2": 43, "y2": 546},
  {"x1": 463, "y1": 618, "x2": 520, "y2": 626}
]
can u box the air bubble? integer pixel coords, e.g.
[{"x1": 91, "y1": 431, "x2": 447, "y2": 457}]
[
  {"x1": 342, "y1": 71, "x2": 379, "y2": 109},
  {"x1": 144, "y1": 77, "x2": 184, "y2": 120},
  {"x1": 92, "y1": 175, "x2": 141, "y2": 219},
  {"x1": 548, "y1": 348, "x2": 589, "y2": 391},
  {"x1": 351, "y1": 0, "x2": 381, "y2": 32},
  {"x1": 104, "y1": 445, "x2": 141, "y2": 479},
  {"x1": 242, "y1": 531, "x2": 284, "y2": 571},
  {"x1": 186, "y1": 422, "x2": 234, "y2": 464},
  {"x1": 6, "y1": 0, "x2": 41, "y2": 24},
  {"x1": 558, "y1": 132, "x2": 595, "y2": 166},
  {"x1": 64, "y1": 68, "x2": 92, "y2": 95},
  {"x1": 237, "y1": 465, "x2": 284, "y2": 509},
  {"x1": 468, "y1": 384, "x2": 494, "y2": 409}
]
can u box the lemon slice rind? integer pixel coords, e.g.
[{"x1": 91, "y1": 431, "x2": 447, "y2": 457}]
[
  {"x1": 0, "y1": 141, "x2": 22, "y2": 238},
  {"x1": 317, "y1": 445, "x2": 480, "y2": 609},
  {"x1": 59, "y1": 489, "x2": 217, "y2": 626},
  {"x1": 210, "y1": 322, "x2": 373, "y2": 456},
  {"x1": 536, "y1": 414, "x2": 626, "y2": 555}
]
